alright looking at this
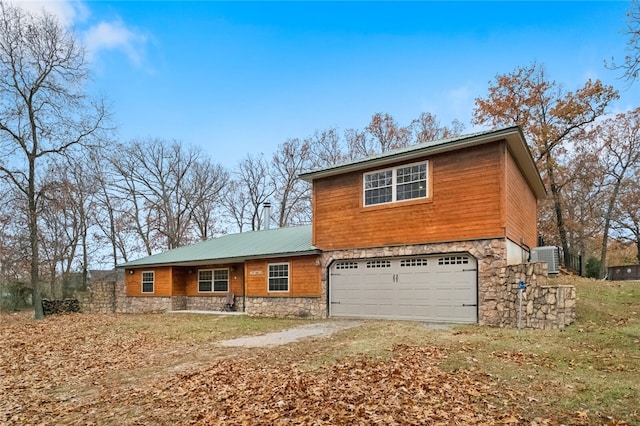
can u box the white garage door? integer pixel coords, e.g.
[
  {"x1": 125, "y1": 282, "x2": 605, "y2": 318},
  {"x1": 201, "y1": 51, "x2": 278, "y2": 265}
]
[{"x1": 329, "y1": 255, "x2": 477, "y2": 323}]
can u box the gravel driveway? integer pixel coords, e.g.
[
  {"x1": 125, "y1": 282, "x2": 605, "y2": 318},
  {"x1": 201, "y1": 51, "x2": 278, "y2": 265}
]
[{"x1": 218, "y1": 321, "x2": 361, "y2": 348}]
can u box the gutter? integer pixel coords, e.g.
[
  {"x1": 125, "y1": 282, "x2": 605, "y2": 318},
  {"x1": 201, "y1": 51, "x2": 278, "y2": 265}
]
[{"x1": 119, "y1": 249, "x2": 323, "y2": 269}]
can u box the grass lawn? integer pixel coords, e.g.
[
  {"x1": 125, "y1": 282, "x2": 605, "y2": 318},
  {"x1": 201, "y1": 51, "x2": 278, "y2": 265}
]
[{"x1": 0, "y1": 277, "x2": 638, "y2": 425}]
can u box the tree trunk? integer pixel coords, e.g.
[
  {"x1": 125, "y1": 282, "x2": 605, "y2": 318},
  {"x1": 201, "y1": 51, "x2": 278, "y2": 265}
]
[
  {"x1": 600, "y1": 177, "x2": 624, "y2": 278},
  {"x1": 546, "y1": 160, "x2": 571, "y2": 267},
  {"x1": 29, "y1": 157, "x2": 44, "y2": 319}
]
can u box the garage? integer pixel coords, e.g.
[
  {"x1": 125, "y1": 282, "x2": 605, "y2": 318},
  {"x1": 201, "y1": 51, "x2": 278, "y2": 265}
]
[{"x1": 329, "y1": 254, "x2": 477, "y2": 323}]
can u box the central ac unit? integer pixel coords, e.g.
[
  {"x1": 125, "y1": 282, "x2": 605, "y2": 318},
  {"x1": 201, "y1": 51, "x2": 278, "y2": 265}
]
[{"x1": 530, "y1": 246, "x2": 560, "y2": 274}]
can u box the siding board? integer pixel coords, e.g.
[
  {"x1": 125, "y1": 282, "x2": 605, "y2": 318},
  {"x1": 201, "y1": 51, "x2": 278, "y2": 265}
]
[
  {"x1": 505, "y1": 148, "x2": 538, "y2": 247},
  {"x1": 125, "y1": 267, "x2": 172, "y2": 296},
  {"x1": 182, "y1": 263, "x2": 244, "y2": 297},
  {"x1": 313, "y1": 143, "x2": 506, "y2": 249},
  {"x1": 245, "y1": 255, "x2": 321, "y2": 297}
]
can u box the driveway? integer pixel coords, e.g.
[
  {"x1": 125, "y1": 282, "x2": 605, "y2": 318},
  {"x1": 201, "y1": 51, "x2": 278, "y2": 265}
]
[{"x1": 217, "y1": 320, "x2": 361, "y2": 348}]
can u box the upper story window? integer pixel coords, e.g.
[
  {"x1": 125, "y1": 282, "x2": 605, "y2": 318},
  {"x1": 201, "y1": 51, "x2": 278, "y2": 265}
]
[
  {"x1": 364, "y1": 162, "x2": 428, "y2": 206},
  {"x1": 141, "y1": 271, "x2": 154, "y2": 293}
]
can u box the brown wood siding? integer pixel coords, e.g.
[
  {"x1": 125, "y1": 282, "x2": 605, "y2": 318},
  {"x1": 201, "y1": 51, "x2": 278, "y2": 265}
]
[
  {"x1": 172, "y1": 268, "x2": 187, "y2": 296},
  {"x1": 182, "y1": 263, "x2": 244, "y2": 296},
  {"x1": 505, "y1": 148, "x2": 538, "y2": 248},
  {"x1": 245, "y1": 255, "x2": 321, "y2": 297},
  {"x1": 313, "y1": 142, "x2": 507, "y2": 249},
  {"x1": 125, "y1": 267, "x2": 172, "y2": 296}
]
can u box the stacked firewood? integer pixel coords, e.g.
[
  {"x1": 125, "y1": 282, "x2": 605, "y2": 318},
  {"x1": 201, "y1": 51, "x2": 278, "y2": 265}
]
[{"x1": 42, "y1": 298, "x2": 81, "y2": 316}]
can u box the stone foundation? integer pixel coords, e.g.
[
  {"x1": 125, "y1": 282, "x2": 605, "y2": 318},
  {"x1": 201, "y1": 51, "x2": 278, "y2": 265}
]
[
  {"x1": 172, "y1": 296, "x2": 187, "y2": 311},
  {"x1": 186, "y1": 295, "x2": 241, "y2": 311},
  {"x1": 245, "y1": 296, "x2": 325, "y2": 319},
  {"x1": 498, "y1": 262, "x2": 576, "y2": 329}
]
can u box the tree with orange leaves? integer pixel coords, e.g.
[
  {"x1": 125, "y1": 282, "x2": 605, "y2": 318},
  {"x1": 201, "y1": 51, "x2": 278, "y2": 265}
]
[{"x1": 473, "y1": 63, "x2": 619, "y2": 266}]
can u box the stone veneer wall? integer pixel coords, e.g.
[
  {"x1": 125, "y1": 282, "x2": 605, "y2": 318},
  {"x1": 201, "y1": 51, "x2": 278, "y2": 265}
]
[
  {"x1": 186, "y1": 295, "x2": 244, "y2": 312},
  {"x1": 320, "y1": 238, "x2": 507, "y2": 325},
  {"x1": 117, "y1": 296, "x2": 172, "y2": 313},
  {"x1": 245, "y1": 297, "x2": 325, "y2": 319},
  {"x1": 79, "y1": 246, "x2": 575, "y2": 330},
  {"x1": 77, "y1": 280, "x2": 116, "y2": 313},
  {"x1": 499, "y1": 262, "x2": 576, "y2": 329}
]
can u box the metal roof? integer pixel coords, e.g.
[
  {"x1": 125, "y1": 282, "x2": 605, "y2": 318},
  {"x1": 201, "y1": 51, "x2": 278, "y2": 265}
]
[
  {"x1": 299, "y1": 126, "x2": 546, "y2": 199},
  {"x1": 120, "y1": 225, "x2": 318, "y2": 268}
]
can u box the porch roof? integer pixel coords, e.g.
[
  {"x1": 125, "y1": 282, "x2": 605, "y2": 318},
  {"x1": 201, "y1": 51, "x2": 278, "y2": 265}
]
[{"x1": 119, "y1": 225, "x2": 319, "y2": 268}]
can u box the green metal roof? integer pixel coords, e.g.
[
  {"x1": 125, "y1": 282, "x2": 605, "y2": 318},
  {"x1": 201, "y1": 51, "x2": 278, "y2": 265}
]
[
  {"x1": 299, "y1": 126, "x2": 546, "y2": 199},
  {"x1": 120, "y1": 225, "x2": 318, "y2": 268}
]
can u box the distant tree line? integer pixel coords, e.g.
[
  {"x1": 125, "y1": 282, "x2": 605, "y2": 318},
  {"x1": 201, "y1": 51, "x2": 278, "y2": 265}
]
[{"x1": 1, "y1": 1, "x2": 639, "y2": 315}]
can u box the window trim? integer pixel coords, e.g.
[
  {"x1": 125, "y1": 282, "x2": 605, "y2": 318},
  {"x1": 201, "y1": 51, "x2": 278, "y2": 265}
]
[
  {"x1": 198, "y1": 268, "x2": 229, "y2": 293},
  {"x1": 141, "y1": 271, "x2": 154, "y2": 294},
  {"x1": 267, "y1": 262, "x2": 290, "y2": 293},
  {"x1": 363, "y1": 161, "x2": 429, "y2": 207}
]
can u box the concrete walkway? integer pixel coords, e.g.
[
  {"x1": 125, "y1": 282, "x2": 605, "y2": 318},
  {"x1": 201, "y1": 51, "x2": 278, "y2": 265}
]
[{"x1": 218, "y1": 321, "x2": 361, "y2": 348}]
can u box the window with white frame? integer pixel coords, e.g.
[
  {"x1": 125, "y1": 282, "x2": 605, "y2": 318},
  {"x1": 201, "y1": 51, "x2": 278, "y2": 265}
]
[
  {"x1": 214, "y1": 269, "x2": 229, "y2": 292},
  {"x1": 364, "y1": 161, "x2": 428, "y2": 206},
  {"x1": 199, "y1": 269, "x2": 229, "y2": 292},
  {"x1": 268, "y1": 263, "x2": 289, "y2": 292},
  {"x1": 141, "y1": 271, "x2": 154, "y2": 293}
]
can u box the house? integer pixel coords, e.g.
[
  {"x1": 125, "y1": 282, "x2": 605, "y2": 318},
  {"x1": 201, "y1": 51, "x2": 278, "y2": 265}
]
[{"x1": 120, "y1": 126, "x2": 547, "y2": 325}]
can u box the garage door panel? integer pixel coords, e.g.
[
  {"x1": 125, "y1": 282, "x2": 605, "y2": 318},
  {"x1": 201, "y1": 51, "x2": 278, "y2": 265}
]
[{"x1": 330, "y1": 254, "x2": 477, "y2": 323}]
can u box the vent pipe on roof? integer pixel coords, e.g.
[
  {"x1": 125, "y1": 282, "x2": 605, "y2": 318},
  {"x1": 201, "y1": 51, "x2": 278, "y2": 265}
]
[{"x1": 263, "y1": 202, "x2": 271, "y2": 230}]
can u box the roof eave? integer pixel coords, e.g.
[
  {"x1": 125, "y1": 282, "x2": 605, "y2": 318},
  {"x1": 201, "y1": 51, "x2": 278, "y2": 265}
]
[
  {"x1": 118, "y1": 249, "x2": 322, "y2": 269},
  {"x1": 299, "y1": 126, "x2": 547, "y2": 199}
]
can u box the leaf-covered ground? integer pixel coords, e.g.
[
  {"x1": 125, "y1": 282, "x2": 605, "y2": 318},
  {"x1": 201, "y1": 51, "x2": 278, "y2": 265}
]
[{"x1": 1, "y1": 282, "x2": 637, "y2": 426}]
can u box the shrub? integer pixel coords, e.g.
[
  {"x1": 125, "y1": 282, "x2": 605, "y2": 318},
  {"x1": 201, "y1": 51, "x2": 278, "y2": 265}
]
[{"x1": 585, "y1": 256, "x2": 601, "y2": 279}]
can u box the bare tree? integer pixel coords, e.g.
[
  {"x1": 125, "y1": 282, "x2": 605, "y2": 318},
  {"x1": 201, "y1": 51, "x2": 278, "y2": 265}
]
[
  {"x1": 614, "y1": 171, "x2": 640, "y2": 263},
  {"x1": 189, "y1": 159, "x2": 229, "y2": 240},
  {"x1": 411, "y1": 112, "x2": 464, "y2": 143},
  {"x1": 607, "y1": 0, "x2": 640, "y2": 84},
  {"x1": 107, "y1": 144, "x2": 159, "y2": 256},
  {"x1": 272, "y1": 138, "x2": 312, "y2": 227},
  {"x1": 0, "y1": 3, "x2": 108, "y2": 318},
  {"x1": 38, "y1": 156, "x2": 98, "y2": 297},
  {"x1": 365, "y1": 112, "x2": 412, "y2": 153},
  {"x1": 114, "y1": 139, "x2": 218, "y2": 250},
  {"x1": 307, "y1": 128, "x2": 346, "y2": 169},
  {"x1": 591, "y1": 108, "x2": 640, "y2": 276},
  {"x1": 91, "y1": 146, "x2": 137, "y2": 267},
  {"x1": 560, "y1": 142, "x2": 603, "y2": 268},
  {"x1": 344, "y1": 127, "x2": 370, "y2": 160},
  {"x1": 227, "y1": 154, "x2": 275, "y2": 232},
  {"x1": 221, "y1": 179, "x2": 251, "y2": 233}
]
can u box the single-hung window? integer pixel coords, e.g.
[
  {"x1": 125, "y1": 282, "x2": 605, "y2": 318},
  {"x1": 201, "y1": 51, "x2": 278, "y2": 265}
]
[
  {"x1": 268, "y1": 263, "x2": 289, "y2": 292},
  {"x1": 198, "y1": 269, "x2": 229, "y2": 292},
  {"x1": 213, "y1": 269, "x2": 229, "y2": 292},
  {"x1": 141, "y1": 271, "x2": 154, "y2": 293},
  {"x1": 364, "y1": 169, "x2": 393, "y2": 206},
  {"x1": 364, "y1": 161, "x2": 428, "y2": 206},
  {"x1": 396, "y1": 163, "x2": 427, "y2": 201},
  {"x1": 198, "y1": 270, "x2": 213, "y2": 292}
]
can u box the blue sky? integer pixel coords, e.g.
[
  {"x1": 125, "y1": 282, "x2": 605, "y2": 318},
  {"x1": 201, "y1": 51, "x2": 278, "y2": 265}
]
[{"x1": 13, "y1": 1, "x2": 638, "y2": 168}]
